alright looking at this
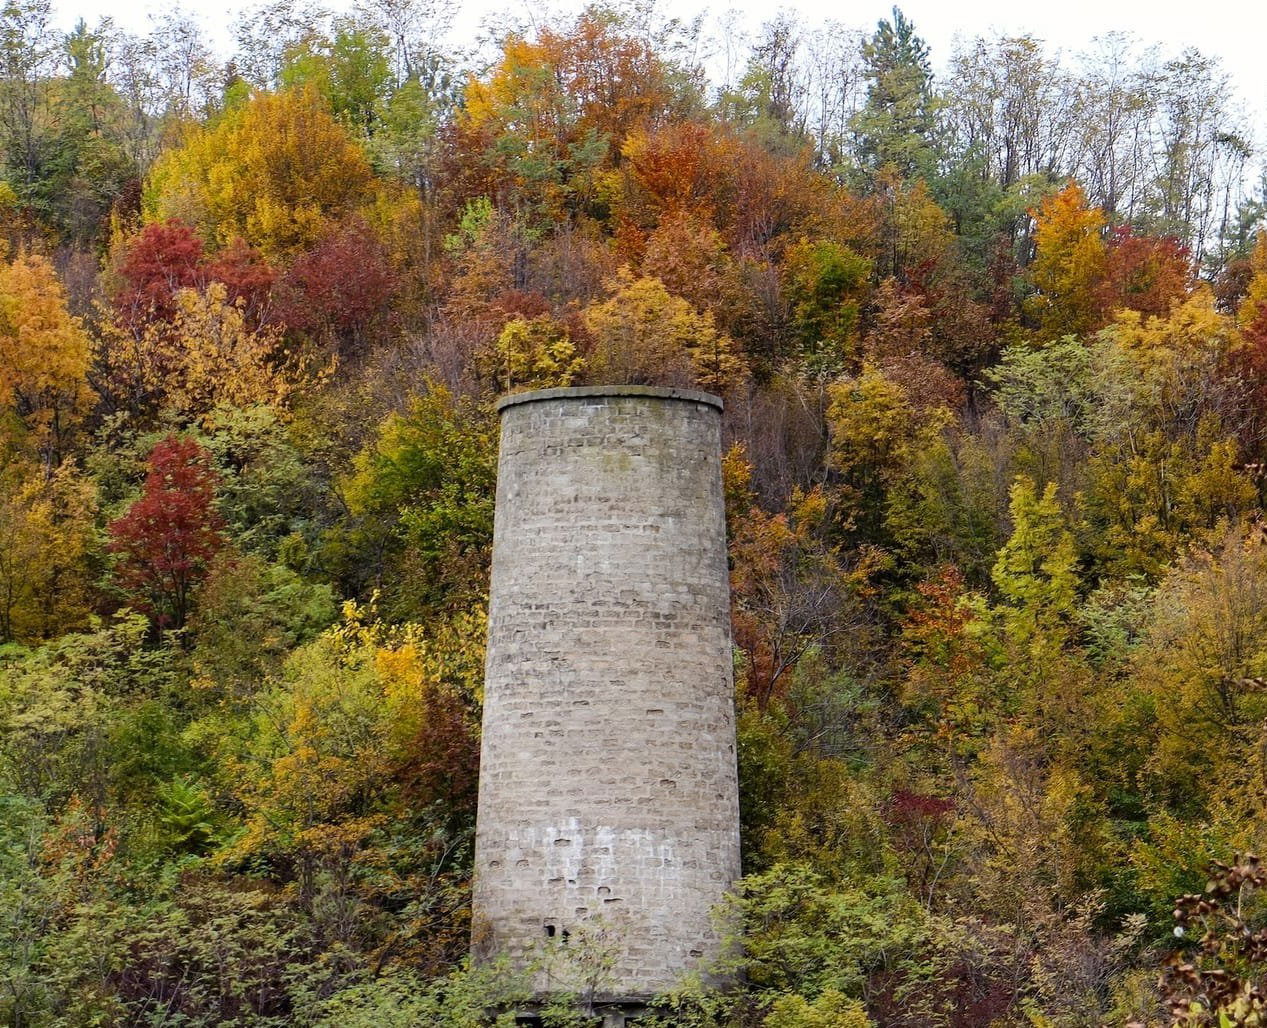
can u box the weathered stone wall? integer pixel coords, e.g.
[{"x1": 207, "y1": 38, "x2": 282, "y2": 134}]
[{"x1": 472, "y1": 385, "x2": 741, "y2": 1002}]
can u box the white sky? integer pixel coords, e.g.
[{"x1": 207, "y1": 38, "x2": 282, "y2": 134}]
[{"x1": 51, "y1": 0, "x2": 1267, "y2": 141}]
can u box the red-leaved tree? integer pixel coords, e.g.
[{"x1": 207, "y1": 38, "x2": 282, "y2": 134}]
[
  {"x1": 1103, "y1": 226, "x2": 1191, "y2": 319},
  {"x1": 111, "y1": 221, "x2": 278, "y2": 333},
  {"x1": 108, "y1": 435, "x2": 225, "y2": 632},
  {"x1": 200, "y1": 237, "x2": 278, "y2": 331},
  {"x1": 274, "y1": 217, "x2": 396, "y2": 354},
  {"x1": 112, "y1": 220, "x2": 204, "y2": 329}
]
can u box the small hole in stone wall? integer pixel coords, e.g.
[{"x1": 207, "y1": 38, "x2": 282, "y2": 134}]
[{"x1": 544, "y1": 924, "x2": 556, "y2": 938}]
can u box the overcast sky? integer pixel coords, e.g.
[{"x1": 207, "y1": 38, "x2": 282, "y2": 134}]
[{"x1": 50, "y1": 0, "x2": 1267, "y2": 142}]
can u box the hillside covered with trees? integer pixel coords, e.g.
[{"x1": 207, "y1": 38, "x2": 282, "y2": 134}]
[{"x1": 3, "y1": 0, "x2": 1267, "y2": 1023}]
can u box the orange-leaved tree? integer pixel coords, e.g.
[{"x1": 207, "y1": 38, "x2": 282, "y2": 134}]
[
  {"x1": 1026, "y1": 182, "x2": 1109, "y2": 340},
  {"x1": 1102, "y1": 226, "x2": 1191, "y2": 319},
  {"x1": 0, "y1": 252, "x2": 94, "y2": 462},
  {"x1": 461, "y1": 10, "x2": 687, "y2": 215}
]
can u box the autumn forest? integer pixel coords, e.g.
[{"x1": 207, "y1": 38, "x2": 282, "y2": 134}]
[{"x1": 2, "y1": 0, "x2": 1267, "y2": 1023}]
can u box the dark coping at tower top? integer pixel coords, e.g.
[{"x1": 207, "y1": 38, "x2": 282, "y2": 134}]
[{"x1": 494, "y1": 384, "x2": 724, "y2": 415}]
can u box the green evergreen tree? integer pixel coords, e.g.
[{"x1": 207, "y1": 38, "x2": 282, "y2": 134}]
[{"x1": 850, "y1": 7, "x2": 939, "y2": 182}]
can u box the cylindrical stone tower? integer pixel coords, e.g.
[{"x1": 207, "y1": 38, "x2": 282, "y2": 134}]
[{"x1": 473, "y1": 385, "x2": 741, "y2": 1013}]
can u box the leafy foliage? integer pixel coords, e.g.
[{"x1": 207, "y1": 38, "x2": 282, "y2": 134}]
[
  {"x1": 0, "y1": 251, "x2": 93, "y2": 459},
  {"x1": 144, "y1": 86, "x2": 376, "y2": 260},
  {"x1": 583, "y1": 268, "x2": 745, "y2": 391},
  {"x1": 3, "y1": 5, "x2": 1267, "y2": 1024}
]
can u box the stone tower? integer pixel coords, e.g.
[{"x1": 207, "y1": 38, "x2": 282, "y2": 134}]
[{"x1": 473, "y1": 385, "x2": 741, "y2": 1019}]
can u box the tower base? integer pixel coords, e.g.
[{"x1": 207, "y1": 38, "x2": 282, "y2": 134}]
[{"x1": 513, "y1": 998, "x2": 651, "y2": 1026}]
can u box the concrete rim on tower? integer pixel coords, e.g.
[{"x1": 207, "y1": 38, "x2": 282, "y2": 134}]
[{"x1": 494, "y1": 384, "x2": 724, "y2": 414}]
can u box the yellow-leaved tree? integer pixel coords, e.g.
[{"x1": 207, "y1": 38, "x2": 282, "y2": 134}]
[
  {"x1": 0, "y1": 460, "x2": 97, "y2": 643},
  {"x1": 0, "y1": 253, "x2": 94, "y2": 461},
  {"x1": 1129, "y1": 525, "x2": 1267, "y2": 819},
  {"x1": 1236, "y1": 231, "x2": 1267, "y2": 336},
  {"x1": 826, "y1": 362, "x2": 951, "y2": 537},
  {"x1": 143, "y1": 87, "x2": 376, "y2": 261},
  {"x1": 485, "y1": 315, "x2": 584, "y2": 393},
  {"x1": 1025, "y1": 182, "x2": 1108, "y2": 341},
  {"x1": 96, "y1": 283, "x2": 302, "y2": 424},
  {"x1": 1078, "y1": 289, "x2": 1255, "y2": 577},
  {"x1": 582, "y1": 268, "x2": 744, "y2": 391}
]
